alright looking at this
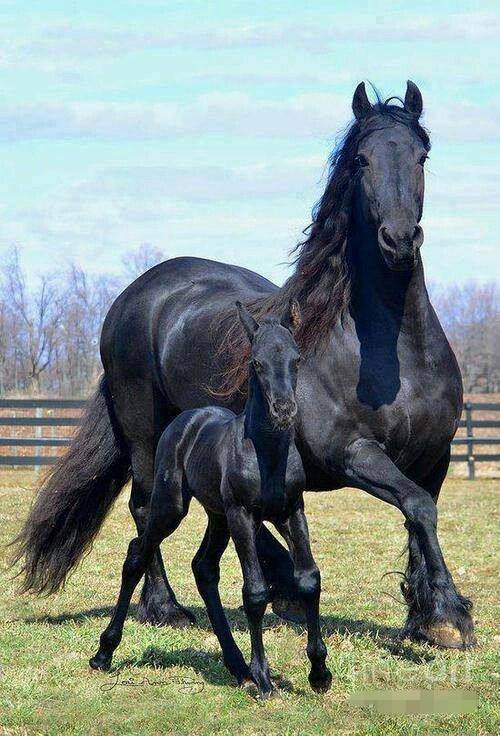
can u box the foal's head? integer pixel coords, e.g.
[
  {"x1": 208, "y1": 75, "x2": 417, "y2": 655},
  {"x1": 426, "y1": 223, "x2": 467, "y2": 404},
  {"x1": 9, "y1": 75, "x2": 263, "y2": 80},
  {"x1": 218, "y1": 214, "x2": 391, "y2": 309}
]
[
  {"x1": 236, "y1": 300, "x2": 301, "y2": 429},
  {"x1": 352, "y1": 80, "x2": 430, "y2": 271}
]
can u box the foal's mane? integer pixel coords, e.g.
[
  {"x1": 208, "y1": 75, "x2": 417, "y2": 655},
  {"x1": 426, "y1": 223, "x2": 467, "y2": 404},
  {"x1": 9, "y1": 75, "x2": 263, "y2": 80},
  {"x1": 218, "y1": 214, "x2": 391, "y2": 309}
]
[{"x1": 212, "y1": 94, "x2": 430, "y2": 398}]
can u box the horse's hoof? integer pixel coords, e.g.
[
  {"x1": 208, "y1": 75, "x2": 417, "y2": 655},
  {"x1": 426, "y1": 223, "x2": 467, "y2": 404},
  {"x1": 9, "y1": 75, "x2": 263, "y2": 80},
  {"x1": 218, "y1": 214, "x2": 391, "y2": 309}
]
[
  {"x1": 424, "y1": 622, "x2": 477, "y2": 650},
  {"x1": 406, "y1": 621, "x2": 477, "y2": 650},
  {"x1": 89, "y1": 653, "x2": 112, "y2": 671},
  {"x1": 308, "y1": 669, "x2": 332, "y2": 693},
  {"x1": 138, "y1": 602, "x2": 195, "y2": 628},
  {"x1": 271, "y1": 596, "x2": 306, "y2": 624}
]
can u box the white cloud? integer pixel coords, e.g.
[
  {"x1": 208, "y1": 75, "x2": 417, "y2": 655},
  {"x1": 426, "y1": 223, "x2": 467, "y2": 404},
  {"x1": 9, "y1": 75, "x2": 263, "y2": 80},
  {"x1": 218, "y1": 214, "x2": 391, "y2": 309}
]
[
  {"x1": 0, "y1": 93, "x2": 348, "y2": 142},
  {"x1": 2, "y1": 11, "x2": 498, "y2": 72},
  {"x1": 2, "y1": 149, "x2": 497, "y2": 284},
  {"x1": 0, "y1": 92, "x2": 498, "y2": 144}
]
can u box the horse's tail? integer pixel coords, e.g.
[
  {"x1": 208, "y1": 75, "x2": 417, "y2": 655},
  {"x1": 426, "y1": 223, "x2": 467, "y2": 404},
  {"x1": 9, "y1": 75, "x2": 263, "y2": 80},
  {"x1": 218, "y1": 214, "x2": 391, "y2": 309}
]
[{"x1": 10, "y1": 376, "x2": 131, "y2": 595}]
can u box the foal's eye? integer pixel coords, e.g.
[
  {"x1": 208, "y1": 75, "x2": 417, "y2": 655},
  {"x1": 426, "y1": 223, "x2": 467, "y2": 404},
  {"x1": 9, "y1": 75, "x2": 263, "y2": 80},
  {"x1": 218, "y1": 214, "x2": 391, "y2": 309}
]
[
  {"x1": 419, "y1": 154, "x2": 428, "y2": 166},
  {"x1": 354, "y1": 154, "x2": 369, "y2": 168},
  {"x1": 253, "y1": 360, "x2": 262, "y2": 372}
]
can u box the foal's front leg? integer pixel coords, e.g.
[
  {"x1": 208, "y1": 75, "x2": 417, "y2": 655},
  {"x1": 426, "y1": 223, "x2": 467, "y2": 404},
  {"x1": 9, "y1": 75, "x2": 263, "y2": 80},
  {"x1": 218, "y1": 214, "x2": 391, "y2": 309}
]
[
  {"x1": 191, "y1": 513, "x2": 251, "y2": 685},
  {"x1": 226, "y1": 506, "x2": 273, "y2": 698},
  {"x1": 276, "y1": 504, "x2": 332, "y2": 692}
]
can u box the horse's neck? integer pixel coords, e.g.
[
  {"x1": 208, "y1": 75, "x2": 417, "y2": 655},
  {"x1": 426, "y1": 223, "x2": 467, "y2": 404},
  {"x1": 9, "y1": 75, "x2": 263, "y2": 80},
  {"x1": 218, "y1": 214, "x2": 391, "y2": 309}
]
[
  {"x1": 243, "y1": 371, "x2": 291, "y2": 487},
  {"x1": 346, "y1": 221, "x2": 437, "y2": 409},
  {"x1": 349, "y1": 221, "x2": 431, "y2": 339}
]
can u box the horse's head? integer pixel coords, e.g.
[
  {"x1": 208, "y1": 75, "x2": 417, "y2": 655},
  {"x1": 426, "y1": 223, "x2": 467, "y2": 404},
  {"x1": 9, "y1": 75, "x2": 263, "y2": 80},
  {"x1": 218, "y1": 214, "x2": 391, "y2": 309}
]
[
  {"x1": 352, "y1": 81, "x2": 429, "y2": 271},
  {"x1": 236, "y1": 300, "x2": 301, "y2": 429}
]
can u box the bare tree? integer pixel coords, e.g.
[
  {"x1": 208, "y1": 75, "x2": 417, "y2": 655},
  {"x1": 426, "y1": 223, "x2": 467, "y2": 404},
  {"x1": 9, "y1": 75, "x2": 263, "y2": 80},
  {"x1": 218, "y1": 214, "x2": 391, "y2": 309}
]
[
  {"x1": 121, "y1": 243, "x2": 165, "y2": 281},
  {"x1": 430, "y1": 281, "x2": 499, "y2": 393},
  {"x1": 0, "y1": 250, "x2": 495, "y2": 398},
  {"x1": 3, "y1": 247, "x2": 63, "y2": 393}
]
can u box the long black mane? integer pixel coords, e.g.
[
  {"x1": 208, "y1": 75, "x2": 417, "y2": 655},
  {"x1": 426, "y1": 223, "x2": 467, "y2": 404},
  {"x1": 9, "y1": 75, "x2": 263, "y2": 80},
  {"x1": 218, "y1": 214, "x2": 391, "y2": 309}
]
[{"x1": 213, "y1": 95, "x2": 431, "y2": 397}]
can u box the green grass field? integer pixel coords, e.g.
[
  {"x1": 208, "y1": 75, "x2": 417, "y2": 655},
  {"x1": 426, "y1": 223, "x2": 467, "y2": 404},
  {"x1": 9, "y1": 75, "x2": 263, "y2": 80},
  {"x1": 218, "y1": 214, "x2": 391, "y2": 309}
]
[{"x1": 0, "y1": 472, "x2": 498, "y2": 735}]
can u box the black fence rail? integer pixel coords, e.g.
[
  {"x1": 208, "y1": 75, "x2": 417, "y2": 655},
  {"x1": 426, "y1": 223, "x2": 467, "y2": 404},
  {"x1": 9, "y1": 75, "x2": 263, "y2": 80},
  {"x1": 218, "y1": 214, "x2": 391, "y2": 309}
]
[
  {"x1": 452, "y1": 402, "x2": 500, "y2": 479},
  {"x1": 0, "y1": 398, "x2": 499, "y2": 478},
  {"x1": 0, "y1": 398, "x2": 86, "y2": 470}
]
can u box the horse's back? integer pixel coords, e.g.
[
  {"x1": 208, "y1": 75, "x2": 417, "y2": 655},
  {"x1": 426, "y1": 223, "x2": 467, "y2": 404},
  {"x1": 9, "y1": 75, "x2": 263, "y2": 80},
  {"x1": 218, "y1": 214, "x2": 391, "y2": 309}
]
[{"x1": 102, "y1": 256, "x2": 274, "y2": 348}]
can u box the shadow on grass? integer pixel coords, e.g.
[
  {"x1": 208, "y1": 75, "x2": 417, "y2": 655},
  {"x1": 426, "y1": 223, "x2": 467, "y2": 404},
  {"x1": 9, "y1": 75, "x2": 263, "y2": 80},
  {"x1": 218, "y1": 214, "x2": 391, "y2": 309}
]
[
  {"x1": 21, "y1": 602, "x2": 434, "y2": 664},
  {"x1": 111, "y1": 645, "x2": 296, "y2": 693},
  {"x1": 115, "y1": 646, "x2": 234, "y2": 687}
]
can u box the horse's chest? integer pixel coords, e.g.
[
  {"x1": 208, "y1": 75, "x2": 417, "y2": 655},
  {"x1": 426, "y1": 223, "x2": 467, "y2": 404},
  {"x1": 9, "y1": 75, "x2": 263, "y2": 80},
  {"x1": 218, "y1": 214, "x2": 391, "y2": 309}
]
[
  {"x1": 368, "y1": 357, "x2": 461, "y2": 468},
  {"x1": 299, "y1": 340, "x2": 461, "y2": 477}
]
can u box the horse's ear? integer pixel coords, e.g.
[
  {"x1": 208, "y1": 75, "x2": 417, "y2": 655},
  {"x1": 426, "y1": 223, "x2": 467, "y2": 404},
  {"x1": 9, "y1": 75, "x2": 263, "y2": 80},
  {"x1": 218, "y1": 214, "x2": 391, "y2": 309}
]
[
  {"x1": 235, "y1": 301, "x2": 258, "y2": 342},
  {"x1": 280, "y1": 299, "x2": 301, "y2": 333},
  {"x1": 352, "y1": 82, "x2": 372, "y2": 120},
  {"x1": 404, "y1": 80, "x2": 423, "y2": 118}
]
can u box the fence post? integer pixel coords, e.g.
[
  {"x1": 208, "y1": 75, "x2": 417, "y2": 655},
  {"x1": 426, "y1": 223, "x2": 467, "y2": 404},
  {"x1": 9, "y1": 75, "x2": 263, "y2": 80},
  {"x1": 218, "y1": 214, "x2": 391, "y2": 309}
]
[
  {"x1": 34, "y1": 406, "x2": 42, "y2": 473},
  {"x1": 465, "y1": 402, "x2": 475, "y2": 481}
]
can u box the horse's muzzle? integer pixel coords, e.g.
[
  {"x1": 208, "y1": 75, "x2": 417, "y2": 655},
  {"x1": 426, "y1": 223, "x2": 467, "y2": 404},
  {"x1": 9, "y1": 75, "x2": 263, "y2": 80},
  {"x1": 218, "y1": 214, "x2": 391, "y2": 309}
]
[{"x1": 378, "y1": 224, "x2": 424, "y2": 271}]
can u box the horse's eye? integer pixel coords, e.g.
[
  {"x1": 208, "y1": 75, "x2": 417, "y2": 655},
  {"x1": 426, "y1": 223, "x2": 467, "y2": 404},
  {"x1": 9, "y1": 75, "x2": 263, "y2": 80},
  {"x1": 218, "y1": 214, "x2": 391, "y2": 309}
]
[
  {"x1": 253, "y1": 360, "x2": 262, "y2": 372},
  {"x1": 419, "y1": 154, "x2": 428, "y2": 166},
  {"x1": 354, "y1": 154, "x2": 369, "y2": 168}
]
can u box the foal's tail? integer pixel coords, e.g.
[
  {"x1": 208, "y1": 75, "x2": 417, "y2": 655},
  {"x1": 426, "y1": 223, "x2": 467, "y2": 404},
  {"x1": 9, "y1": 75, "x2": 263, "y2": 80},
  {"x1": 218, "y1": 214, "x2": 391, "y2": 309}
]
[{"x1": 10, "y1": 376, "x2": 131, "y2": 595}]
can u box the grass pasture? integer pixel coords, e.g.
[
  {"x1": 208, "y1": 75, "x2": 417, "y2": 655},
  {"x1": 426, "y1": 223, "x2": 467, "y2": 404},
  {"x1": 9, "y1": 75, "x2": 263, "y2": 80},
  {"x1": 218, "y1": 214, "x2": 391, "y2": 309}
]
[{"x1": 0, "y1": 472, "x2": 498, "y2": 735}]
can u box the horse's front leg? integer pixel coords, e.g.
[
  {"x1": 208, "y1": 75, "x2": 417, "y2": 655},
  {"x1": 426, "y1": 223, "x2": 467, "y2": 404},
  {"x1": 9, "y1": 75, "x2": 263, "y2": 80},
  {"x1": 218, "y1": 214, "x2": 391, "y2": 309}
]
[
  {"x1": 344, "y1": 438, "x2": 476, "y2": 649},
  {"x1": 402, "y1": 449, "x2": 473, "y2": 647}
]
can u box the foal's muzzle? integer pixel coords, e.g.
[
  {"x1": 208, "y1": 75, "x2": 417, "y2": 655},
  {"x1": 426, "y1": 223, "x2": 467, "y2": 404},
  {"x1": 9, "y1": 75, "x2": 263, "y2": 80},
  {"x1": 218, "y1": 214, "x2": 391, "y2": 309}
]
[
  {"x1": 378, "y1": 223, "x2": 424, "y2": 271},
  {"x1": 269, "y1": 398, "x2": 298, "y2": 429}
]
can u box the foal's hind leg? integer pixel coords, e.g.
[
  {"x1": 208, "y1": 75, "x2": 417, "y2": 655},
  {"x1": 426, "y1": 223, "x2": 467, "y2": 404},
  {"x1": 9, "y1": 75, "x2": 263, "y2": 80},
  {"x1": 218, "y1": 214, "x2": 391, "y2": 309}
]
[
  {"x1": 129, "y1": 443, "x2": 194, "y2": 627},
  {"x1": 192, "y1": 513, "x2": 251, "y2": 686},
  {"x1": 90, "y1": 504, "x2": 187, "y2": 671}
]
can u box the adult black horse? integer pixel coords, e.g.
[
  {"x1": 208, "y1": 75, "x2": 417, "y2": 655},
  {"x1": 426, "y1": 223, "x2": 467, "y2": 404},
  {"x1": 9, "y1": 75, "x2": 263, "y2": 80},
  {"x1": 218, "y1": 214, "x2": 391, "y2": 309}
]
[{"x1": 13, "y1": 81, "x2": 475, "y2": 649}]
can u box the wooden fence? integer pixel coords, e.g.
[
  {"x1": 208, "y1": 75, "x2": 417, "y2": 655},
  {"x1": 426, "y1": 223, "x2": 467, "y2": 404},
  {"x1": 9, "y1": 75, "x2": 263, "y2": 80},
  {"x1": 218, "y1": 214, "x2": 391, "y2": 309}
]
[{"x1": 0, "y1": 398, "x2": 499, "y2": 479}]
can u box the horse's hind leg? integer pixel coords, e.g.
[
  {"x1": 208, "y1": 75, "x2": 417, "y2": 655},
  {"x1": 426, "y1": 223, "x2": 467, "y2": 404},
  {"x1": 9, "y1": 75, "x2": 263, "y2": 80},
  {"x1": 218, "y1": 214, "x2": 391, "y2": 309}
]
[
  {"x1": 129, "y1": 442, "x2": 195, "y2": 627},
  {"x1": 192, "y1": 513, "x2": 251, "y2": 686}
]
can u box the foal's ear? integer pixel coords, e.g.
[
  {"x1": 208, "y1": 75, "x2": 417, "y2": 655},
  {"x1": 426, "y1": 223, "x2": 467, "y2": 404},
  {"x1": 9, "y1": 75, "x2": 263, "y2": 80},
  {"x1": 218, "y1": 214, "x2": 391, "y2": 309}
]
[
  {"x1": 235, "y1": 301, "x2": 259, "y2": 342},
  {"x1": 280, "y1": 299, "x2": 301, "y2": 333},
  {"x1": 352, "y1": 81, "x2": 372, "y2": 120},
  {"x1": 404, "y1": 80, "x2": 423, "y2": 118}
]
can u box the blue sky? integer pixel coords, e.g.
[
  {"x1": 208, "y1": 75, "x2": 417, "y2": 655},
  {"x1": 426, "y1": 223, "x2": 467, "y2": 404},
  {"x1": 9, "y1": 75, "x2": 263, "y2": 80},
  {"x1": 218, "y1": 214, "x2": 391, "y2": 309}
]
[{"x1": 0, "y1": 0, "x2": 498, "y2": 286}]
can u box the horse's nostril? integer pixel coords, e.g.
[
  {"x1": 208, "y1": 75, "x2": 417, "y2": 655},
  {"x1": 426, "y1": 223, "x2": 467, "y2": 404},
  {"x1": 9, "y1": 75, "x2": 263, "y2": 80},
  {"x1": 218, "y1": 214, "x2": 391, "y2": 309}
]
[
  {"x1": 380, "y1": 226, "x2": 396, "y2": 251},
  {"x1": 412, "y1": 225, "x2": 424, "y2": 247}
]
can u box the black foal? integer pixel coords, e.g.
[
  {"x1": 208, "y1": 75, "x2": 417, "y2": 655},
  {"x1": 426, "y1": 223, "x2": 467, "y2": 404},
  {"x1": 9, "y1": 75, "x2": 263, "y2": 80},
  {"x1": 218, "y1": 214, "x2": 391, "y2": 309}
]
[{"x1": 90, "y1": 300, "x2": 331, "y2": 697}]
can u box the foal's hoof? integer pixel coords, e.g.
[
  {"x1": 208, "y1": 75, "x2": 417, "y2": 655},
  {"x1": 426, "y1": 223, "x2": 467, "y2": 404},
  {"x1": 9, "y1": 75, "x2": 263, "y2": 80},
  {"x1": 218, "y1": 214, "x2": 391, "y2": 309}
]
[
  {"x1": 271, "y1": 596, "x2": 306, "y2": 624},
  {"x1": 138, "y1": 601, "x2": 196, "y2": 628},
  {"x1": 240, "y1": 678, "x2": 276, "y2": 700},
  {"x1": 240, "y1": 678, "x2": 261, "y2": 699},
  {"x1": 89, "y1": 652, "x2": 112, "y2": 671},
  {"x1": 308, "y1": 669, "x2": 332, "y2": 694},
  {"x1": 423, "y1": 622, "x2": 477, "y2": 650}
]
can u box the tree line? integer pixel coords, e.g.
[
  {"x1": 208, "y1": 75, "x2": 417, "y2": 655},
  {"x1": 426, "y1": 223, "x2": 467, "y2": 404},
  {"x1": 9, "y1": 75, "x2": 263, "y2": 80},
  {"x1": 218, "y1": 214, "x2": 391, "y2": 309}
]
[{"x1": 0, "y1": 245, "x2": 498, "y2": 396}]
